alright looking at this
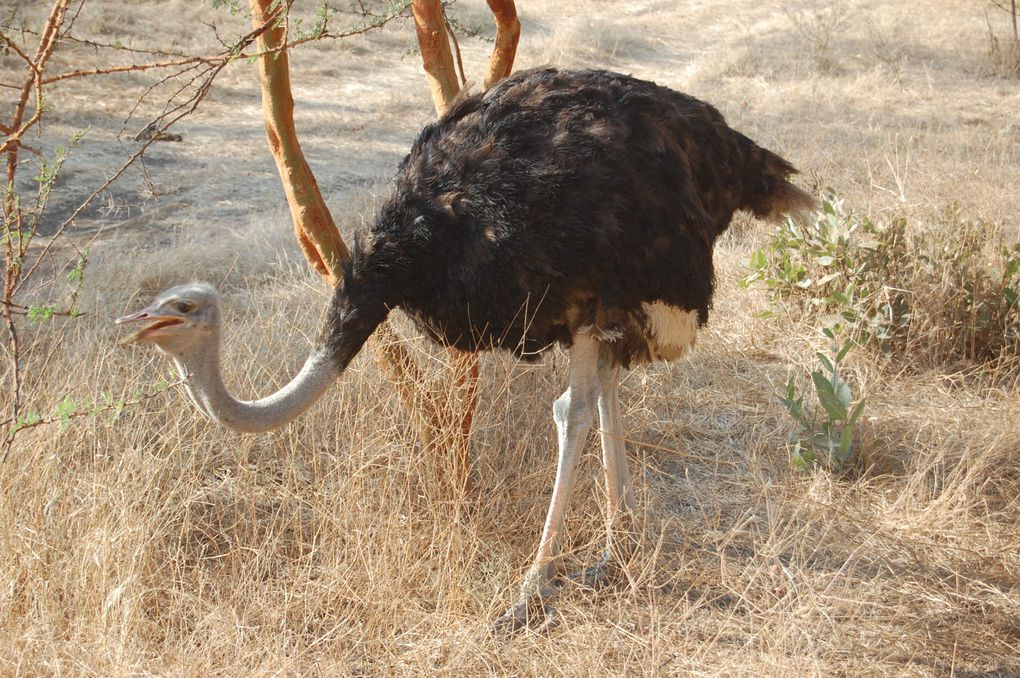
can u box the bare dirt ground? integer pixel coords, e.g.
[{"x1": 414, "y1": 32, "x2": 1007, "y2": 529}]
[{"x1": 3, "y1": 0, "x2": 1020, "y2": 675}]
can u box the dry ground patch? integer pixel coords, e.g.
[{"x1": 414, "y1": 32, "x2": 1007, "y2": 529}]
[{"x1": 2, "y1": 0, "x2": 1019, "y2": 675}]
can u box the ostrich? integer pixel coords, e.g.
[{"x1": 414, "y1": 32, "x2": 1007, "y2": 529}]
[{"x1": 117, "y1": 67, "x2": 815, "y2": 632}]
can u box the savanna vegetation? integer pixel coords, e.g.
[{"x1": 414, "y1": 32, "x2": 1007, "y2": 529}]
[{"x1": 2, "y1": 0, "x2": 1019, "y2": 675}]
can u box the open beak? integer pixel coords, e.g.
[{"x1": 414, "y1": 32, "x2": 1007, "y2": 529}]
[{"x1": 115, "y1": 307, "x2": 184, "y2": 345}]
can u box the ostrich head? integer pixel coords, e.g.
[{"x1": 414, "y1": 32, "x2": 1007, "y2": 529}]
[
  {"x1": 116, "y1": 282, "x2": 221, "y2": 358},
  {"x1": 116, "y1": 282, "x2": 343, "y2": 433}
]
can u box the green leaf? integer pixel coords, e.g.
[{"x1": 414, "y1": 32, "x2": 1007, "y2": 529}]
[
  {"x1": 815, "y1": 352, "x2": 834, "y2": 374},
  {"x1": 791, "y1": 439, "x2": 814, "y2": 469},
  {"x1": 847, "y1": 399, "x2": 866, "y2": 427},
  {"x1": 834, "y1": 378, "x2": 853, "y2": 408},
  {"x1": 747, "y1": 249, "x2": 768, "y2": 271},
  {"x1": 10, "y1": 411, "x2": 42, "y2": 435},
  {"x1": 55, "y1": 396, "x2": 77, "y2": 431},
  {"x1": 837, "y1": 425, "x2": 854, "y2": 464},
  {"x1": 1005, "y1": 255, "x2": 1020, "y2": 280},
  {"x1": 835, "y1": 339, "x2": 854, "y2": 363},
  {"x1": 779, "y1": 380, "x2": 810, "y2": 428},
  {"x1": 67, "y1": 254, "x2": 87, "y2": 283},
  {"x1": 781, "y1": 395, "x2": 807, "y2": 427},
  {"x1": 812, "y1": 371, "x2": 848, "y2": 421},
  {"x1": 27, "y1": 305, "x2": 55, "y2": 323}
]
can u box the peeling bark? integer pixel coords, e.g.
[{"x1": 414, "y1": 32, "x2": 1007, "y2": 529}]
[
  {"x1": 249, "y1": 0, "x2": 348, "y2": 285},
  {"x1": 248, "y1": 0, "x2": 446, "y2": 475},
  {"x1": 485, "y1": 0, "x2": 520, "y2": 89},
  {"x1": 411, "y1": 0, "x2": 461, "y2": 115}
]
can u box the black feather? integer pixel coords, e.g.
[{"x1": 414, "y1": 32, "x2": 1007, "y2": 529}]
[{"x1": 328, "y1": 67, "x2": 810, "y2": 368}]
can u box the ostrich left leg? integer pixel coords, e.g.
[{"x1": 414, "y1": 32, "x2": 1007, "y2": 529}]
[{"x1": 494, "y1": 333, "x2": 601, "y2": 634}]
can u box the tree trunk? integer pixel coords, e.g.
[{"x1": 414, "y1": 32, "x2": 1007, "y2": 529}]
[
  {"x1": 411, "y1": 0, "x2": 461, "y2": 115},
  {"x1": 249, "y1": 0, "x2": 348, "y2": 285},
  {"x1": 247, "y1": 0, "x2": 449, "y2": 478},
  {"x1": 484, "y1": 0, "x2": 521, "y2": 89},
  {"x1": 410, "y1": 0, "x2": 480, "y2": 499},
  {"x1": 249, "y1": 0, "x2": 520, "y2": 501},
  {"x1": 407, "y1": 0, "x2": 521, "y2": 499}
]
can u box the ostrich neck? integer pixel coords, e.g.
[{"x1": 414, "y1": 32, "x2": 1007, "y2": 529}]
[{"x1": 172, "y1": 335, "x2": 338, "y2": 433}]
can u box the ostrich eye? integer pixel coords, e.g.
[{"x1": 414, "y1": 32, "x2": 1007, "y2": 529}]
[{"x1": 174, "y1": 300, "x2": 195, "y2": 314}]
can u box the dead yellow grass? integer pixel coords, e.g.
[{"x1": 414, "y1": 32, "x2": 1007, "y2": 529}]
[{"x1": 3, "y1": 0, "x2": 1020, "y2": 675}]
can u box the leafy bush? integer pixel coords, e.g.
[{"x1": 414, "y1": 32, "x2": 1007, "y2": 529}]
[{"x1": 743, "y1": 193, "x2": 1020, "y2": 366}]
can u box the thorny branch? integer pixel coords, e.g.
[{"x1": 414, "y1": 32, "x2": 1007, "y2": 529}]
[
  {"x1": 1, "y1": 1, "x2": 70, "y2": 159},
  {"x1": 30, "y1": 3, "x2": 413, "y2": 86},
  {"x1": 0, "y1": 299, "x2": 85, "y2": 318},
  {"x1": 2, "y1": 0, "x2": 72, "y2": 461},
  {"x1": 0, "y1": 376, "x2": 189, "y2": 459},
  {"x1": 446, "y1": 19, "x2": 467, "y2": 88}
]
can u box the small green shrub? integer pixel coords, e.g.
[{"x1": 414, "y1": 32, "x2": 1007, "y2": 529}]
[{"x1": 779, "y1": 328, "x2": 865, "y2": 471}]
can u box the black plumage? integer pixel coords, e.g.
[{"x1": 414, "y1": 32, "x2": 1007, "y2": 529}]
[{"x1": 325, "y1": 67, "x2": 813, "y2": 370}]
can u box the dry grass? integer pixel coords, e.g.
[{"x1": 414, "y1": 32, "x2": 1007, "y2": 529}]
[{"x1": 3, "y1": 0, "x2": 1020, "y2": 675}]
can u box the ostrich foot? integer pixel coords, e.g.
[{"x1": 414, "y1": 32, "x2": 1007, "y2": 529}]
[
  {"x1": 570, "y1": 527, "x2": 637, "y2": 590},
  {"x1": 567, "y1": 550, "x2": 625, "y2": 590},
  {"x1": 493, "y1": 581, "x2": 563, "y2": 636}
]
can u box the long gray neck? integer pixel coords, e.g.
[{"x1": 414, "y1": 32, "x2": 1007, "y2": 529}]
[{"x1": 172, "y1": 338, "x2": 338, "y2": 433}]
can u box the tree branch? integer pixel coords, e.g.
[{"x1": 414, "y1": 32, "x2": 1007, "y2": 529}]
[
  {"x1": 412, "y1": 0, "x2": 460, "y2": 115},
  {"x1": 249, "y1": 0, "x2": 349, "y2": 285},
  {"x1": 484, "y1": 0, "x2": 520, "y2": 89}
]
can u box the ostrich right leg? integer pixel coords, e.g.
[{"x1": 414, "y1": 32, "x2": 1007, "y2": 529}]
[
  {"x1": 494, "y1": 333, "x2": 601, "y2": 634},
  {"x1": 572, "y1": 354, "x2": 637, "y2": 587}
]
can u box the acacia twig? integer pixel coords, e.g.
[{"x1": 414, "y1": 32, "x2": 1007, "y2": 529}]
[
  {"x1": 2, "y1": 0, "x2": 72, "y2": 463},
  {"x1": 0, "y1": 1, "x2": 70, "y2": 159},
  {"x1": 38, "y1": 8, "x2": 411, "y2": 86},
  {"x1": 0, "y1": 376, "x2": 189, "y2": 456}
]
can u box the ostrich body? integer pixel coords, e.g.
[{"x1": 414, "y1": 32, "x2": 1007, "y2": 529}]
[{"x1": 118, "y1": 68, "x2": 814, "y2": 632}]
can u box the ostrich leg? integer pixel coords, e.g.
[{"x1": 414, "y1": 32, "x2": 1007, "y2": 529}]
[
  {"x1": 495, "y1": 333, "x2": 601, "y2": 633},
  {"x1": 572, "y1": 356, "x2": 636, "y2": 587}
]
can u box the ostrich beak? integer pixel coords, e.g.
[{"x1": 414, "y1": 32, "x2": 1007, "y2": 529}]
[{"x1": 115, "y1": 306, "x2": 184, "y2": 345}]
